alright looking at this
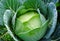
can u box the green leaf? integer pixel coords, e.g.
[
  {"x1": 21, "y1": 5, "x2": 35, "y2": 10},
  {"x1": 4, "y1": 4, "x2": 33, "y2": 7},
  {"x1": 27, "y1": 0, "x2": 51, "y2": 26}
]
[
  {"x1": 3, "y1": 10, "x2": 19, "y2": 41},
  {"x1": 0, "y1": 2, "x2": 6, "y2": 26},
  {"x1": 3, "y1": 10, "x2": 13, "y2": 26},
  {"x1": 56, "y1": 2, "x2": 60, "y2": 7},
  {"x1": 23, "y1": 0, "x2": 47, "y2": 16},
  {"x1": 0, "y1": 32, "x2": 14, "y2": 41},
  {"x1": 0, "y1": 0, "x2": 21, "y2": 26},
  {"x1": 42, "y1": 0, "x2": 58, "y2": 4},
  {"x1": 51, "y1": 24, "x2": 60, "y2": 40},
  {"x1": 12, "y1": 13, "x2": 17, "y2": 30},
  {"x1": 0, "y1": 0, "x2": 21, "y2": 11},
  {"x1": 45, "y1": 2, "x2": 57, "y2": 39},
  {"x1": 16, "y1": 6, "x2": 36, "y2": 17},
  {"x1": 0, "y1": 26, "x2": 7, "y2": 37}
]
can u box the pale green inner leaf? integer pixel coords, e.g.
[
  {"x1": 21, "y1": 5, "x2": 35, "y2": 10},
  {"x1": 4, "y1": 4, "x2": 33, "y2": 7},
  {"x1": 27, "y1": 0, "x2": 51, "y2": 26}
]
[{"x1": 17, "y1": 12, "x2": 37, "y2": 23}]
